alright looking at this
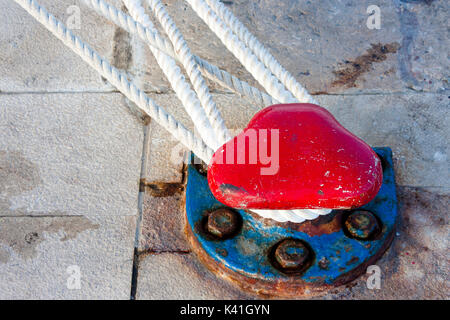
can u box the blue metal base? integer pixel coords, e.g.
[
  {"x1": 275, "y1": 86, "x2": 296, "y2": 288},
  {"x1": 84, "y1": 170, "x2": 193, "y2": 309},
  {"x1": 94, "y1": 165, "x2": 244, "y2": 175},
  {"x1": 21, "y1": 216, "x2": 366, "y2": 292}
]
[{"x1": 185, "y1": 148, "x2": 398, "y2": 297}]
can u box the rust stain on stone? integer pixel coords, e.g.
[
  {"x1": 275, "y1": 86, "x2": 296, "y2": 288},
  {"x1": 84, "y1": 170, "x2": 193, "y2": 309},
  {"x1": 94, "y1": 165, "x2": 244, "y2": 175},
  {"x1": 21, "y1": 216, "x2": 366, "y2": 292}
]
[
  {"x1": 140, "y1": 179, "x2": 185, "y2": 197},
  {"x1": 331, "y1": 42, "x2": 400, "y2": 88}
]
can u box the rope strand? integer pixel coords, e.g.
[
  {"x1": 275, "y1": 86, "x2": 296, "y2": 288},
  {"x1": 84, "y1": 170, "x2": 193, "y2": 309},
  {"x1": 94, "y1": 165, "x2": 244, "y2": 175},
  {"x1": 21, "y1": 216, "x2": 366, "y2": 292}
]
[
  {"x1": 84, "y1": 0, "x2": 275, "y2": 107},
  {"x1": 186, "y1": 0, "x2": 297, "y2": 104},
  {"x1": 84, "y1": 0, "x2": 219, "y2": 149},
  {"x1": 148, "y1": 0, "x2": 231, "y2": 146},
  {"x1": 204, "y1": 0, "x2": 317, "y2": 104}
]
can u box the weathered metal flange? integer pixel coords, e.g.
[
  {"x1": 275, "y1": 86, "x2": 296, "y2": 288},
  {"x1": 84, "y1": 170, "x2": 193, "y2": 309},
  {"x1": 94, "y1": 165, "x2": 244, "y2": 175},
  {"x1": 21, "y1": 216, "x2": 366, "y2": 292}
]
[{"x1": 185, "y1": 148, "x2": 398, "y2": 298}]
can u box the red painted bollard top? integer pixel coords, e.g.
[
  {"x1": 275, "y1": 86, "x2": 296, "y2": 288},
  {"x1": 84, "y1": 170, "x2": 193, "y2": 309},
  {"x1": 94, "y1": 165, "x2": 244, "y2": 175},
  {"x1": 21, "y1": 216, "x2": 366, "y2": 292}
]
[{"x1": 207, "y1": 103, "x2": 383, "y2": 210}]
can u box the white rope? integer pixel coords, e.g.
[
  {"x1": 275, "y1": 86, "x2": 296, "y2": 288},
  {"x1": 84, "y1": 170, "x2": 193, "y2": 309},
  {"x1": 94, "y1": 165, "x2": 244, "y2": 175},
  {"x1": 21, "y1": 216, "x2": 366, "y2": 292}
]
[
  {"x1": 204, "y1": 0, "x2": 317, "y2": 104},
  {"x1": 148, "y1": 0, "x2": 231, "y2": 147},
  {"x1": 254, "y1": 208, "x2": 329, "y2": 223},
  {"x1": 194, "y1": 56, "x2": 276, "y2": 106},
  {"x1": 83, "y1": 0, "x2": 275, "y2": 107},
  {"x1": 12, "y1": 0, "x2": 213, "y2": 163},
  {"x1": 83, "y1": 0, "x2": 219, "y2": 150},
  {"x1": 185, "y1": 0, "x2": 297, "y2": 104}
]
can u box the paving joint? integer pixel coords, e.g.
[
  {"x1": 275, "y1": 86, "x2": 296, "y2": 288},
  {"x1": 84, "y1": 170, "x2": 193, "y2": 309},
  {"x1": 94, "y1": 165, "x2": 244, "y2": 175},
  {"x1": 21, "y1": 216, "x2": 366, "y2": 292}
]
[{"x1": 130, "y1": 124, "x2": 152, "y2": 300}]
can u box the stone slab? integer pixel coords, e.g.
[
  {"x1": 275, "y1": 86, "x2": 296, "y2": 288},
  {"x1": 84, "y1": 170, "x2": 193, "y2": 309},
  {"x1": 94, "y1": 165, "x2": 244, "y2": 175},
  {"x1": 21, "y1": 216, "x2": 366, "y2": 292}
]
[
  {"x1": 135, "y1": 252, "x2": 254, "y2": 300},
  {"x1": 4, "y1": 0, "x2": 447, "y2": 96},
  {"x1": 0, "y1": 214, "x2": 136, "y2": 299},
  {"x1": 223, "y1": 0, "x2": 448, "y2": 94},
  {"x1": 139, "y1": 193, "x2": 190, "y2": 252},
  {"x1": 0, "y1": 0, "x2": 129, "y2": 92},
  {"x1": 0, "y1": 93, "x2": 144, "y2": 217}
]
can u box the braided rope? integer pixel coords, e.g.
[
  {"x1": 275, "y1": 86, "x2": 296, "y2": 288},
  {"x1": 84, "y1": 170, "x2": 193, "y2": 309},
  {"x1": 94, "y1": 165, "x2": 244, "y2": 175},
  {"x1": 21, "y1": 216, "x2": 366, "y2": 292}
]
[
  {"x1": 254, "y1": 208, "x2": 330, "y2": 223},
  {"x1": 85, "y1": 0, "x2": 274, "y2": 107},
  {"x1": 193, "y1": 56, "x2": 276, "y2": 106},
  {"x1": 84, "y1": 0, "x2": 219, "y2": 149},
  {"x1": 204, "y1": 0, "x2": 317, "y2": 104},
  {"x1": 148, "y1": 0, "x2": 231, "y2": 146},
  {"x1": 123, "y1": 0, "x2": 276, "y2": 106},
  {"x1": 12, "y1": 0, "x2": 213, "y2": 163},
  {"x1": 186, "y1": 0, "x2": 297, "y2": 104}
]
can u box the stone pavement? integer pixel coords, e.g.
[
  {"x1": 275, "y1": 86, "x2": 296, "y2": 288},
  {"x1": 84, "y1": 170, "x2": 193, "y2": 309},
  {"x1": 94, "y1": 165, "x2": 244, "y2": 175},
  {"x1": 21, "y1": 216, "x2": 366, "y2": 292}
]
[{"x1": 0, "y1": 0, "x2": 448, "y2": 299}]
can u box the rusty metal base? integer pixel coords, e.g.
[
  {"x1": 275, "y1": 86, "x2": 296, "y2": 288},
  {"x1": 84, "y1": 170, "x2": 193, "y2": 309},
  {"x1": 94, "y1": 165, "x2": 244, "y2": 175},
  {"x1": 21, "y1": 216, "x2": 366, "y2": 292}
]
[{"x1": 185, "y1": 148, "x2": 398, "y2": 298}]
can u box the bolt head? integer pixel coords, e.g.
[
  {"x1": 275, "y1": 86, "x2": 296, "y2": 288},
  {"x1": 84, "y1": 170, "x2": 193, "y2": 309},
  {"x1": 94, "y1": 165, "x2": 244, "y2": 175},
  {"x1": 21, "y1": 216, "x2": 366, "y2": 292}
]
[
  {"x1": 206, "y1": 208, "x2": 240, "y2": 239},
  {"x1": 274, "y1": 239, "x2": 310, "y2": 270},
  {"x1": 344, "y1": 210, "x2": 380, "y2": 240}
]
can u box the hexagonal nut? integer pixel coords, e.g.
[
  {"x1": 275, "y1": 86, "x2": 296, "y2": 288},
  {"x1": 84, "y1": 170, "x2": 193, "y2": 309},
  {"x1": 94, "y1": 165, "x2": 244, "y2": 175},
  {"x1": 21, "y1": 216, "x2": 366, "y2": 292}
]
[
  {"x1": 274, "y1": 239, "x2": 311, "y2": 270},
  {"x1": 206, "y1": 208, "x2": 241, "y2": 239},
  {"x1": 344, "y1": 210, "x2": 381, "y2": 240}
]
